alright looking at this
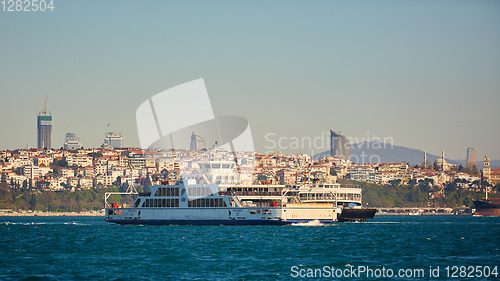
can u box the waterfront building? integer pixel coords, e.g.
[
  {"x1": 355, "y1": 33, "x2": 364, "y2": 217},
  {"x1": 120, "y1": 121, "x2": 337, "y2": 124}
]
[
  {"x1": 103, "y1": 132, "x2": 123, "y2": 148},
  {"x1": 190, "y1": 132, "x2": 206, "y2": 150},
  {"x1": 330, "y1": 130, "x2": 350, "y2": 160},
  {"x1": 490, "y1": 168, "x2": 500, "y2": 185},
  {"x1": 466, "y1": 147, "x2": 477, "y2": 168},
  {"x1": 350, "y1": 165, "x2": 375, "y2": 182}
]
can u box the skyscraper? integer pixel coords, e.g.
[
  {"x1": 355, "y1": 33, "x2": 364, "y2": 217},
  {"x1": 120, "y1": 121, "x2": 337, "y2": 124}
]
[
  {"x1": 330, "y1": 130, "x2": 350, "y2": 160},
  {"x1": 37, "y1": 115, "x2": 52, "y2": 149},
  {"x1": 64, "y1": 132, "x2": 82, "y2": 149},
  {"x1": 466, "y1": 147, "x2": 477, "y2": 168},
  {"x1": 36, "y1": 95, "x2": 52, "y2": 150},
  {"x1": 103, "y1": 132, "x2": 123, "y2": 148},
  {"x1": 190, "y1": 132, "x2": 206, "y2": 150}
]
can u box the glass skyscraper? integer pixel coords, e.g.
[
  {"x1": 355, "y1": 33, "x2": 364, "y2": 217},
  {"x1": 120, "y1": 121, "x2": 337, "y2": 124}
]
[{"x1": 37, "y1": 115, "x2": 52, "y2": 149}]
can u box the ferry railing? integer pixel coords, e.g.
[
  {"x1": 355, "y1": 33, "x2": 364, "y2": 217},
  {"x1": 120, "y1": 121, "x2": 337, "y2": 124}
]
[{"x1": 104, "y1": 184, "x2": 138, "y2": 208}]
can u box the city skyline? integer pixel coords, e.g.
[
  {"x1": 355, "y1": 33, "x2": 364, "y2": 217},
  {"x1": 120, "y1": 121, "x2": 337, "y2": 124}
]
[{"x1": 1, "y1": 0, "x2": 499, "y2": 160}]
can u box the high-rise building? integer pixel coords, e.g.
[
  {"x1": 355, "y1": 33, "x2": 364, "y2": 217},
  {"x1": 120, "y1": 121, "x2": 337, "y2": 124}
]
[
  {"x1": 330, "y1": 130, "x2": 350, "y2": 160},
  {"x1": 103, "y1": 132, "x2": 123, "y2": 148},
  {"x1": 37, "y1": 115, "x2": 52, "y2": 149},
  {"x1": 190, "y1": 132, "x2": 206, "y2": 150},
  {"x1": 64, "y1": 132, "x2": 82, "y2": 149},
  {"x1": 466, "y1": 147, "x2": 477, "y2": 168}
]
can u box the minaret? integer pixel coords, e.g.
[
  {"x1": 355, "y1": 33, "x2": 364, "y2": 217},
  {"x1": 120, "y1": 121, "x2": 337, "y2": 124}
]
[
  {"x1": 441, "y1": 149, "x2": 445, "y2": 171},
  {"x1": 424, "y1": 149, "x2": 427, "y2": 169}
]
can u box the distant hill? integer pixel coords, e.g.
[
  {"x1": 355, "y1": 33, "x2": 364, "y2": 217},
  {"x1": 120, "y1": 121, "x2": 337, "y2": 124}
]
[{"x1": 313, "y1": 142, "x2": 500, "y2": 168}]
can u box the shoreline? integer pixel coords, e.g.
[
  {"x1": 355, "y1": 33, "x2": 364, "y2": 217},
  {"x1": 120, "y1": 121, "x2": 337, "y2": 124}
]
[{"x1": 0, "y1": 211, "x2": 104, "y2": 217}]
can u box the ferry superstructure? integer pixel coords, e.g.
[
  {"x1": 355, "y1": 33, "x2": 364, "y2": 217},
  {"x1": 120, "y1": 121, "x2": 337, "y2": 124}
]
[{"x1": 105, "y1": 179, "x2": 339, "y2": 225}]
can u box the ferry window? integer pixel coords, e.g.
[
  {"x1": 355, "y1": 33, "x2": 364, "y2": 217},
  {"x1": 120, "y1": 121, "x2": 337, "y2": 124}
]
[
  {"x1": 161, "y1": 188, "x2": 166, "y2": 197},
  {"x1": 175, "y1": 199, "x2": 179, "y2": 207},
  {"x1": 134, "y1": 199, "x2": 141, "y2": 208},
  {"x1": 210, "y1": 199, "x2": 215, "y2": 207},
  {"x1": 108, "y1": 210, "x2": 113, "y2": 215},
  {"x1": 212, "y1": 164, "x2": 220, "y2": 169},
  {"x1": 167, "y1": 199, "x2": 171, "y2": 207},
  {"x1": 196, "y1": 199, "x2": 200, "y2": 207},
  {"x1": 154, "y1": 190, "x2": 158, "y2": 196},
  {"x1": 206, "y1": 187, "x2": 210, "y2": 196},
  {"x1": 144, "y1": 200, "x2": 149, "y2": 208},
  {"x1": 167, "y1": 188, "x2": 171, "y2": 197},
  {"x1": 188, "y1": 200, "x2": 192, "y2": 207},
  {"x1": 175, "y1": 188, "x2": 179, "y2": 196},
  {"x1": 162, "y1": 199, "x2": 166, "y2": 207},
  {"x1": 154, "y1": 199, "x2": 157, "y2": 208}
]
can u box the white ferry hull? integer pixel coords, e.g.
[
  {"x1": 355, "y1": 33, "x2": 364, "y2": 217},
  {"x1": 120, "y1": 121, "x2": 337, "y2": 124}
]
[{"x1": 105, "y1": 206, "x2": 337, "y2": 225}]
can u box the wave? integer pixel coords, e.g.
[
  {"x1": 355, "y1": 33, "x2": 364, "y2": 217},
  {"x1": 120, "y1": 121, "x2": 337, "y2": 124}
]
[
  {"x1": 0, "y1": 222, "x2": 47, "y2": 226},
  {"x1": 292, "y1": 219, "x2": 325, "y2": 226}
]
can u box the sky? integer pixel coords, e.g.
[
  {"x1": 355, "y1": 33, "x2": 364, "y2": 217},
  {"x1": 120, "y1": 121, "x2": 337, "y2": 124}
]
[{"x1": 0, "y1": 0, "x2": 499, "y2": 160}]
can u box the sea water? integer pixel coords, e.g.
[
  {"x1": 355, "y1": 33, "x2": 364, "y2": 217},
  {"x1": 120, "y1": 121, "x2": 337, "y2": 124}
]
[{"x1": 0, "y1": 216, "x2": 499, "y2": 280}]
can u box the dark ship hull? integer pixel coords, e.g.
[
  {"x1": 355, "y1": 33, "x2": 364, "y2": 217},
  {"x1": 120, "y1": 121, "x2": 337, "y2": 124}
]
[
  {"x1": 338, "y1": 208, "x2": 377, "y2": 222},
  {"x1": 473, "y1": 200, "x2": 500, "y2": 217}
]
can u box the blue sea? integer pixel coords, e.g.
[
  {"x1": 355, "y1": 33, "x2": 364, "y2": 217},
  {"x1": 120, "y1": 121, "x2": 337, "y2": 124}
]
[{"x1": 1, "y1": 215, "x2": 499, "y2": 280}]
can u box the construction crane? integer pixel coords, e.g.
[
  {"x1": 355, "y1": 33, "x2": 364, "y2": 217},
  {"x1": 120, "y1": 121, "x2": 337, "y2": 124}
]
[{"x1": 42, "y1": 95, "x2": 48, "y2": 116}]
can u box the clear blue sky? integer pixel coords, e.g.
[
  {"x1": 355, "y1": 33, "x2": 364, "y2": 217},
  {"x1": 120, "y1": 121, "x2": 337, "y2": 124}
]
[{"x1": 1, "y1": 0, "x2": 499, "y2": 160}]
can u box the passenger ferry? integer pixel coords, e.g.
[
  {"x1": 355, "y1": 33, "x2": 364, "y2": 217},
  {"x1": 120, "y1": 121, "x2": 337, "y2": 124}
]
[
  {"x1": 105, "y1": 158, "x2": 374, "y2": 225},
  {"x1": 104, "y1": 178, "x2": 339, "y2": 225}
]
